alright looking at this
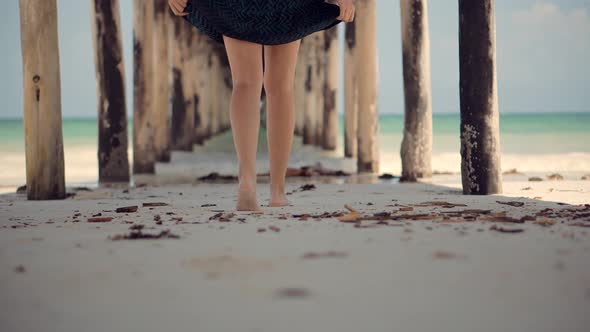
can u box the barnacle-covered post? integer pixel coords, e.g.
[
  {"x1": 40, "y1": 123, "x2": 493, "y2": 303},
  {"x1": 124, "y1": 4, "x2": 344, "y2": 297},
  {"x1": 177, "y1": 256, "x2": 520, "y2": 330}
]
[
  {"x1": 19, "y1": 0, "x2": 66, "y2": 199},
  {"x1": 399, "y1": 0, "x2": 433, "y2": 182},
  {"x1": 458, "y1": 0, "x2": 502, "y2": 194}
]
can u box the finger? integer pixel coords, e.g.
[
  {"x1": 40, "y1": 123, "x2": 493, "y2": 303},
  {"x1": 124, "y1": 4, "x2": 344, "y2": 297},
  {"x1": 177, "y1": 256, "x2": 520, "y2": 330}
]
[
  {"x1": 339, "y1": 8, "x2": 346, "y2": 21},
  {"x1": 171, "y1": 2, "x2": 183, "y2": 14}
]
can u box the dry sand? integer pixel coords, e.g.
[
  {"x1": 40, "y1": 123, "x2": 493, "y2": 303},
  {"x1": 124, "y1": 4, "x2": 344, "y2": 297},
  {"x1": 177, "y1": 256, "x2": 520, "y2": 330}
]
[{"x1": 1, "y1": 174, "x2": 589, "y2": 332}]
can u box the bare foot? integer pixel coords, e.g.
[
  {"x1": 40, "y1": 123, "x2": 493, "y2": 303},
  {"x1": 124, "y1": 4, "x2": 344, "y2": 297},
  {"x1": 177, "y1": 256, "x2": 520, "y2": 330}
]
[
  {"x1": 269, "y1": 193, "x2": 290, "y2": 207},
  {"x1": 236, "y1": 188, "x2": 261, "y2": 211}
]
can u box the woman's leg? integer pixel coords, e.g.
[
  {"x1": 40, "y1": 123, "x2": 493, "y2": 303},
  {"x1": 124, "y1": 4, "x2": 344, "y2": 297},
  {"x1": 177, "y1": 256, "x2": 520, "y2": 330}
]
[
  {"x1": 222, "y1": 35, "x2": 264, "y2": 211},
  {"x1": 263, "y1": 39, "x2": 302, "y2": 207}
]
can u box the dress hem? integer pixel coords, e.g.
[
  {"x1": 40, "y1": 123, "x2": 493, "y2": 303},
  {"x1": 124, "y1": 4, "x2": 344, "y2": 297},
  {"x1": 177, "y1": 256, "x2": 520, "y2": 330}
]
[{"x1": 183, "y1": 1, "x2": 343, "y2": 46}]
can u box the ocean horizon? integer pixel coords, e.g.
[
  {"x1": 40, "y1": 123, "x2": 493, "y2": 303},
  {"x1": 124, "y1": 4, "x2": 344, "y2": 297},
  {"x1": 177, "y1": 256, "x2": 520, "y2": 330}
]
[{"x1": 1, "y1": 111, "x2": 589, "y2": 189}]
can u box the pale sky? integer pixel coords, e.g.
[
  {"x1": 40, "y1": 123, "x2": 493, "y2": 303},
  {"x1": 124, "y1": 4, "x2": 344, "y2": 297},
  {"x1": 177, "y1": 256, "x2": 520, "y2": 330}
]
[{"x1": 0, "y1": 0, "x2": 588, "y2": 118}]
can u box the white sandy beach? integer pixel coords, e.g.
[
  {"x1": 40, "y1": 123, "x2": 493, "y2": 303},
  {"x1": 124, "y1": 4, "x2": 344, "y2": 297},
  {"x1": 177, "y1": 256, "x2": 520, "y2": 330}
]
[{"x1": 1, "y1": 133, "x2": 589, "y2": 331}]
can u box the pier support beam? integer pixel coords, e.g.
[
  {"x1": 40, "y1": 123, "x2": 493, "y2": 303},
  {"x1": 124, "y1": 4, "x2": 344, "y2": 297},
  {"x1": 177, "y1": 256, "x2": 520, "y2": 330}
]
[
  {"x1": 91, "y1": 0, "x2": 131, "y2": 183},
  {"x1": 294, "y1": 38, "x2": 307, "y2": 137},
  {"x1": 133, "y1": 0, "x2": 156, "y2": 173},
  {"x1": 400, "y1": 0, "x2": 433, "y2": 182},
  {"x1": 356, "y1": 0, "x2": 380, "y2": 173},
  {"x1": 302, "y1": 35, "x2": 317, "y2": 145},
  {"x1": 189, "y1": 27, "x2": 210, "y2": 145},
  {"x1": 153, "y1": 0, "x2": 171, "y2": 162},
  {"x1": 314, "y1": 31, "x2": 326, "y2": 147},
  {"x1": 458, "y1": 0, "x2": 503, "y2": 194},
  {"x1": 322, "y1": 25, "x2": 339, "y2": 151},
  {"x1": 169, "y1": 16, "x2": 195, "y2": 151},
  {"x1": 344, "y1": 21, "x2": 358, "y2": 158},
  {"x1": 19, "y1": 0, "x2": 65, "y2": 200}
]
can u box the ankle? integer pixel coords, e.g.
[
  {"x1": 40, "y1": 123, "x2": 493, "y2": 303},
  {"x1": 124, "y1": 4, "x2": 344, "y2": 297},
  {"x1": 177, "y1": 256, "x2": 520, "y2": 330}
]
[
  {"x1": 238, "y1": 176, "x2": 257, "y2": 192},
  {"x1": 270, "y1": 184, "x2": 286, "y2": 195},
  {"x1": 239, "y1": 184, "x2": 256, "y2": 192}
]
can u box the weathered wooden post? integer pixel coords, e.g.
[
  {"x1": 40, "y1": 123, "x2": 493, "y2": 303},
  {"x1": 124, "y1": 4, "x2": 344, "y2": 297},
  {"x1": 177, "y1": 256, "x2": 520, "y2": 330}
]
[
  {"x1": 211, "y1": 44, "x2": 232, "y2": 135},
  {"x1": 133, "y1": 0, "x2": 156, "y2": 173},
  {"x1": 209, "y1": 53, "x2": 221, "y2": 137},
  {"x1": 91, "y1": 0, "x2": 131, "y2": 183},
  {"x1": 217, "y1": 47, "x2": 232, "y2": 133},
  {"x1": 356, "y1": 0, "x2": 379, "y2": 172},
  {"x1": 294, "y1": 38, "x2": 307, "y2": 137},
  {"x1": 322, "y1": 25, "x2": 339, "y2": 150},
  {"x1": 459, "y1": 0, "x2": 502, "y2": 194},
  {"x1": 344, "y1": 21, "x2": 358, "y2": 158},
  {"x1": 169, "y1": 16, "x2": 195, "y2": 151},
  {"x1": 302, "y1": 34, "x2": 317, "y2": 145},
  {"x1": 189, "y1": 25, "x2": 210, "y2": 145},
  {"x1": 399, "y1": 0, "x2": 432, "y2": 182},
  {"x1": 314, "y1": 31, "x2": 326, "y2": 146},
  {"x1": 18, "y1": 0, "x2": 65, "y2": 199},
  {"x1": 152, "y1": 0, "x2": 171, "y2": 162}
]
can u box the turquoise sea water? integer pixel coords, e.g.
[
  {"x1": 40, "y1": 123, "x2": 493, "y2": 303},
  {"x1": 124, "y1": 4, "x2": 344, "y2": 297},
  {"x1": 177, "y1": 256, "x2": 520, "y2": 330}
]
[{"x1": 2, "y1": 112, "x2": 587, "y2": 154}]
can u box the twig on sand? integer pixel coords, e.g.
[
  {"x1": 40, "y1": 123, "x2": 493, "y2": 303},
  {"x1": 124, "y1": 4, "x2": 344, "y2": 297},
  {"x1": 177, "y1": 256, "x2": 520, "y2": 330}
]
[
  {"x1": 496, "y1": 200, "x2": 525, "y2": 207},
  {"x1": 116, "y1": 206, "x2": 138, "y2": 213},
  {"x1": 109, "y1": 225, "x2": 180, "y2": 240},
  {"x1": 143, "y1": 202, "x2": 169, "y2": 207},
  {"x1": 87, "y1": 217, "x2": 113, "y2": 223},
  {"x1": 302, "y1": 251, "x2": 348, "y2": 259},
  {"x1": 412, "y1": 201, "x2": 468, "y2": 208},
  {"x1": 490, "y1": 225, "x2": 524, "y2": 233}
]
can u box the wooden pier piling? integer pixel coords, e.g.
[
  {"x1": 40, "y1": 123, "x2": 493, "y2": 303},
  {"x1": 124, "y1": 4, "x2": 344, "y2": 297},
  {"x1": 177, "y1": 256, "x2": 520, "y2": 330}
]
[
  {"x1": 356, "y1": 0, "x2": 380, "y2": 173},
  {"x1": 321, "y1": 25, "x2": 340, "y2": 151},
  {"x1": 132, "y1": 0, "x2": 156, "y2": 173},
  {"x1": 400, "y1": 0, "x2": 433, "y2": 182},
  {"x1": 458, "y1": 0, "x2": 503, "y2": 194},
  {"x1": 344, "y1": 21, "x2": 358, "y2": 158},
  {"x1": 313, "y1": 31, "x2": 326, "y2": 147},
  {"x1": 169, "y1": 16, "x2": 195, "y2": 151},
  {"x1": 302, "y1": 34, "x2": 317, "y2": 145},
  {"x1": 18, "y1": 0, "x2": 66, "y2": 199},
  {"x1": 91, "y1": 0, "x2": 131, "y2": 183},
  {"x1": 152, "y1": 0, "x2": 172, "y2": 162}
]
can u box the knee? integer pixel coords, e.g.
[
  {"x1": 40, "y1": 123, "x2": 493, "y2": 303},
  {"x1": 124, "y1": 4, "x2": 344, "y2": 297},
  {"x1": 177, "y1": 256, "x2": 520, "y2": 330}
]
[
  {"x1": 263, "y1": 78, "x2": 294, "y2": 98},
  {"x1": 232, "y1": 75, "x2": 263, "y2": 93}
]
